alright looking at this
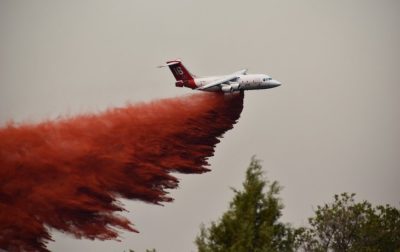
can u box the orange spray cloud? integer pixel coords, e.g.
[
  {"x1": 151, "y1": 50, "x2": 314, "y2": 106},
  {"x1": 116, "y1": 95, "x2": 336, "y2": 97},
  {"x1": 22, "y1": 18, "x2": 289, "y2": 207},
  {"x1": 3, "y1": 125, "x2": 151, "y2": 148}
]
[{"x1": 0, "y1": 92, "x2": 243, "y2": 251}]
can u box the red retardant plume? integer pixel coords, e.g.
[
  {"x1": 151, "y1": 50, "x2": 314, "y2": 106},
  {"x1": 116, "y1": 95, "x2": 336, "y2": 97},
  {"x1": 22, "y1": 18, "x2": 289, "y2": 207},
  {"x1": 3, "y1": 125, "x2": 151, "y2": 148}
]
[{"x1": 0, "y1": 92, "x2": 243, "y2": 252}]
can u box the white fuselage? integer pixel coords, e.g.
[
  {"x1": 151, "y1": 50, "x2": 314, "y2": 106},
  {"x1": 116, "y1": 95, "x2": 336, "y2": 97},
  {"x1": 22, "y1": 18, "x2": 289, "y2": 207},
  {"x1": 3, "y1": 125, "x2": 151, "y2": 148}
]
[
  {"x1": 194, "y1": 74, "x2": 279, "y2": 92},
  {"x1": 161, "y1": 59, "x2": 281, "y2": 92}
]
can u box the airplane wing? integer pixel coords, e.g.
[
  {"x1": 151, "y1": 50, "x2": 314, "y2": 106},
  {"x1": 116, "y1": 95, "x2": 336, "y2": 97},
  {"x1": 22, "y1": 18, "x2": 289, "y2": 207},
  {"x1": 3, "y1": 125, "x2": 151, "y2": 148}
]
[{"x1": 196, "y1": 69, "x2": 247, "y2": 90}]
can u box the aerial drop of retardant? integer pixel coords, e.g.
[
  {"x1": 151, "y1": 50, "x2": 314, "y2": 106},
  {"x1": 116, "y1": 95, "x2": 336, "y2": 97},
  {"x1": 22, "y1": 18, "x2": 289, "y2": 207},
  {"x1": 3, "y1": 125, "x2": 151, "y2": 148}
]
[{"x1": 0, "y1": 92, "x2": 243, "y2": 252}]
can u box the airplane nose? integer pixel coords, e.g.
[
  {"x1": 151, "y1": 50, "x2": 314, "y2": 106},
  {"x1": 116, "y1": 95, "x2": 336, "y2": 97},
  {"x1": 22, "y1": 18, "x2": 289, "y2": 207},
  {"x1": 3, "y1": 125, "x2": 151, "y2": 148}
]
[{"x1": 268, "y1": 79, "x2": 281, "y2": 88}]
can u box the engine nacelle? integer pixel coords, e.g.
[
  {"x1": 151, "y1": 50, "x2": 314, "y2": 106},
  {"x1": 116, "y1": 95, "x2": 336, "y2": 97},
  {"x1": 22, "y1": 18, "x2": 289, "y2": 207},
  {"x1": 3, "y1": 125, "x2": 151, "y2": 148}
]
[
  {"x1": 221, "y1": 85, "x2": 233, "y2": 93},
  {"x1": 230, "y1": 83, "x2": 240, "y2": 91},
  {"x1": 221, "y1": 83, "x2": 240, "y2": 93}
]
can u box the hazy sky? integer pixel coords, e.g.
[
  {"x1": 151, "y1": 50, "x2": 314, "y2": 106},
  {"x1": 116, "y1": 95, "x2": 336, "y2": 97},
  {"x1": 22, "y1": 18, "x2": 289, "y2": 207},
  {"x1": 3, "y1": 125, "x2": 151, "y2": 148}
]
[{"x1": 1, "y1": 1, "x2": 399, "y2": 251}]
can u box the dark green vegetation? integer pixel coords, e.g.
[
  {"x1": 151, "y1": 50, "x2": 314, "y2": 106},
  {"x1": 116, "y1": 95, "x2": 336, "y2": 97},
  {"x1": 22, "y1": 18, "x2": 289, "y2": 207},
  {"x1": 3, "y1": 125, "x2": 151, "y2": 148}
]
[
  {"x1": 296, "y1": 193, "x2": 400, "y2": 252},
  {"x1": 130, "y1": 157, "x2": 399, "y2": 252},
  {"x1": 195, "y1": 158, "x2": 400, "y2": 252},
  {"x1": 195, "y1": 158, "x2": 296, "y2": 252}
]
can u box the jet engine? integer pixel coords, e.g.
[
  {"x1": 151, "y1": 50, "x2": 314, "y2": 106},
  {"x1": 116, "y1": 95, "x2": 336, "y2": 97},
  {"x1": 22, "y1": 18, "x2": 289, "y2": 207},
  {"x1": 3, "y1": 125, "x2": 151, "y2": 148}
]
[{"x1": 221, "y1": 83, "x2": 240, "y2": 93}]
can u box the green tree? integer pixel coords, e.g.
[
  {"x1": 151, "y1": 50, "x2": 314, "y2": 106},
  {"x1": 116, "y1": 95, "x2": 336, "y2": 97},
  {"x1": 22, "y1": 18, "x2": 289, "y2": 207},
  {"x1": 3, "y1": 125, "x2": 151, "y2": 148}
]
[
  {"x1": 296, "y1": 193, "x2": 400, "y2": 252},
  {"x1": 195, "y1": 157, "x2": 297, "y2": 252}
]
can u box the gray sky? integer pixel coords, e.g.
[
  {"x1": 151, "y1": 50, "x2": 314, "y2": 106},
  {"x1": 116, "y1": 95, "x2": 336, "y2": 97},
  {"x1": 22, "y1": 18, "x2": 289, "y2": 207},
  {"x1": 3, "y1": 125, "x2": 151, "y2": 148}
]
[{"x1": 1, "y1": 1, "x2": 399, "y2": 251}]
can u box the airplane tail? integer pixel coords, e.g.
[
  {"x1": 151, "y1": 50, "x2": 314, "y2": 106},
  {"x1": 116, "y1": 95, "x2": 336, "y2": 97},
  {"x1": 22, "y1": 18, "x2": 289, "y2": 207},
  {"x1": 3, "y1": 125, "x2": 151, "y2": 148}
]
[
  {"x1": 165, "y1": 59, "x2": 194, "y2": 81},
  {"x1": 159, "y1": 59, "x2": 197, "y2": 88}
]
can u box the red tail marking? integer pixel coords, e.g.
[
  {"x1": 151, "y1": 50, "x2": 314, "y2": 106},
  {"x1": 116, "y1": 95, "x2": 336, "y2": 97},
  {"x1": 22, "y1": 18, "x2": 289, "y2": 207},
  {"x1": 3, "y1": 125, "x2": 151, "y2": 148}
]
[
  {"x1": 167, "y1": 60, "x2": 194, "y2": 81},
  {"x1": 167, "y1": 60, "x2": 197, "y2": 89}
]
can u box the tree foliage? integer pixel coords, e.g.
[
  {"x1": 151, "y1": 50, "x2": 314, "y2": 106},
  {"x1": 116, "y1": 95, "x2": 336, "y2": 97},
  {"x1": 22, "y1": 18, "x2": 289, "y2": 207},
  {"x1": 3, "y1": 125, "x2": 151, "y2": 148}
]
[
  {"x1": 195, "y1": 157, "x2": 297, "y2": 252},
  {"x1": 129, "y1": 159, "x2": 400, "y2": 252},
  {"x1": 296, "y1": 193, "x2": 400, "y2": 252}
]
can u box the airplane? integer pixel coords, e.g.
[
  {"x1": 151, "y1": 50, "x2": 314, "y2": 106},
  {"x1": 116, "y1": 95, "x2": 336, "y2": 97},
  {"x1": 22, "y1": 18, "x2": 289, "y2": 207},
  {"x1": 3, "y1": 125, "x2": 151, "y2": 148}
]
[{"x1": 158, "y1": 59, "x2": 281, "y2": 93}]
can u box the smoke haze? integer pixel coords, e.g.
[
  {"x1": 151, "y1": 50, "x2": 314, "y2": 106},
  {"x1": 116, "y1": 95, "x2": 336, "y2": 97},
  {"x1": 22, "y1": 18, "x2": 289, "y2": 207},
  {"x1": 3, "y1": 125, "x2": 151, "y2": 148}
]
[{"x1": 0, "y1": 93, "x2": 243, "y2": 252}]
